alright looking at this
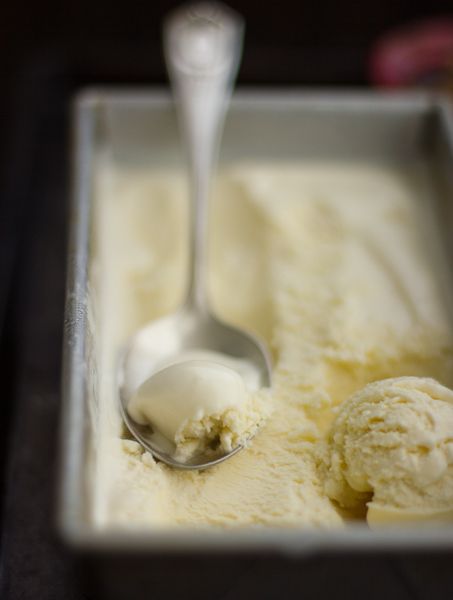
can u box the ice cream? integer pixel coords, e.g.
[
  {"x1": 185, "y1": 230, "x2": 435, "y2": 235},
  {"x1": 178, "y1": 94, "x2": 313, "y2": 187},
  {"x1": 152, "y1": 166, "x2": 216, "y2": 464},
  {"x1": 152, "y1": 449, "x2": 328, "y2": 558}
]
[
  {"x1": 323, "y1": 376, "x2": 453, "y2": 525},
  {"x1": 90, "y1": 160, "x2": 453, "y2": 528},
  {"x1": 127, "y1": 353, "x2": 269, "y2": 462}
]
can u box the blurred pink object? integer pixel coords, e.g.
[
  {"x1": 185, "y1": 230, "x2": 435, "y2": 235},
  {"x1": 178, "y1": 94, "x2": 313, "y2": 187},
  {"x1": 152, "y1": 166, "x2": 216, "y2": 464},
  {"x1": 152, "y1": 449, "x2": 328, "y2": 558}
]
[{"x1": 370, "y1": 17, "x2": 453, "y2": 90}]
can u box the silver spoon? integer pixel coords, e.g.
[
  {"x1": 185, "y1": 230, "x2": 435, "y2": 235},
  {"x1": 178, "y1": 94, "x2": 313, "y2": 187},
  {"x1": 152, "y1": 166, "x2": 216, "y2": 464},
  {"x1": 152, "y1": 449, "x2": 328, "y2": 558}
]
[{"x1": 118, "y1": 2, "x2": 272, "y2": 470}]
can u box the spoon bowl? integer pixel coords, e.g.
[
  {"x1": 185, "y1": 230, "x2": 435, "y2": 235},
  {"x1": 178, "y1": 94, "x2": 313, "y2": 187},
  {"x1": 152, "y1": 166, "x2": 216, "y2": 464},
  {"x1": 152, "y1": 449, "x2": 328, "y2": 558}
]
[{"x1": 119, "y1": 307, "x2": 271, "y2": 469}]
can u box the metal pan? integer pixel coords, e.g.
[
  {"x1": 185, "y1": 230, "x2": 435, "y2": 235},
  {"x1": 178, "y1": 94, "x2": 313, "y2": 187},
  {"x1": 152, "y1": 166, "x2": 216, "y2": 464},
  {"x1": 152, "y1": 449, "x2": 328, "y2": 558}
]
[{"x1": 60, "y1": 90, "x2": 453, "y2": 572}]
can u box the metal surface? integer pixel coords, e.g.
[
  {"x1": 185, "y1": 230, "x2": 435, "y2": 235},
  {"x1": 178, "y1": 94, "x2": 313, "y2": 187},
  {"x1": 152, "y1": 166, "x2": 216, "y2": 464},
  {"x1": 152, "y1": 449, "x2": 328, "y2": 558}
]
[
  {"x1": 163, "y1": 1, "x2": 244, "y2": 308},
  {"x1": 61, "y1": 90, "x2": 453, "y2": 554},
  {"x1": 118, "y1": 3, "x2": 270, "y2": 470}
]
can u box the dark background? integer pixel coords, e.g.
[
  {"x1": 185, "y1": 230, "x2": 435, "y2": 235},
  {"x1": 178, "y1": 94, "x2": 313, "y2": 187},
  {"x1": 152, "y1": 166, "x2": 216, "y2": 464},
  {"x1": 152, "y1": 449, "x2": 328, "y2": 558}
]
[
  {"x1": 2, "y1": 0, "x2": 453, "y2": 98},
  {"x1": 1, "y1": 1, "x2": 453, "y2": 598}
]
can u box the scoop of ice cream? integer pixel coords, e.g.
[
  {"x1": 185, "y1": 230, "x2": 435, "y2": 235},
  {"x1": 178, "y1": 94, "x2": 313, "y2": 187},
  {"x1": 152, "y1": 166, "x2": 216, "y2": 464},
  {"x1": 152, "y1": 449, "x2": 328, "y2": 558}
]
[
  {"x1": 127, "y1": 358, "x2": 268, "y2": 461},
  {"x1": 324, "y1": 377, "x2": 453, "y2": 525}
]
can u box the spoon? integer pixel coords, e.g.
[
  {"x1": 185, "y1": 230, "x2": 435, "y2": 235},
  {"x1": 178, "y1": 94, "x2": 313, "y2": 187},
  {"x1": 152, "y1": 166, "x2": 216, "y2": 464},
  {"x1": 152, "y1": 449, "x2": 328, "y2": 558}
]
[{"x1": 118, "y1": 1, "x2": 272, "y2": 470}]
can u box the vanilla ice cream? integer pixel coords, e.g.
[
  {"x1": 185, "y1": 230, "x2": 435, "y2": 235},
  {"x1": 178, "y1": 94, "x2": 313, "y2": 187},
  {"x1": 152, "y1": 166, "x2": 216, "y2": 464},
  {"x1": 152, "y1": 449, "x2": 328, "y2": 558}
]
[
  {"x1": 127, "y1": 353, "x2": 269, "y2": 462},
  {"x1": 323, "y1": 376, "x2": 453, "y2": 525},
  {"x1": 90, "y1": 161, "x2": 453, "y2": 528}
]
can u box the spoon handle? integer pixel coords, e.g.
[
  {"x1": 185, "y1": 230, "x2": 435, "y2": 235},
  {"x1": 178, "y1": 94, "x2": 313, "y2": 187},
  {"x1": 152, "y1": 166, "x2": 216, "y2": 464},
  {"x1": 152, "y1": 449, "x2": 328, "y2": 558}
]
[{"x1": 163, "y1": 2, "x2": 244, "y2": 310}]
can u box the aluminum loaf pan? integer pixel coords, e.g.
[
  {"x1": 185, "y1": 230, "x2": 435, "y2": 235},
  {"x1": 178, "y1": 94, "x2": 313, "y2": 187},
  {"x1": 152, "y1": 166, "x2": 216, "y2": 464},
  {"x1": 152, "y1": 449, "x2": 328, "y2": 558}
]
[{"x1": 60, "y1": 89, "x2": 453, "y2": 560}]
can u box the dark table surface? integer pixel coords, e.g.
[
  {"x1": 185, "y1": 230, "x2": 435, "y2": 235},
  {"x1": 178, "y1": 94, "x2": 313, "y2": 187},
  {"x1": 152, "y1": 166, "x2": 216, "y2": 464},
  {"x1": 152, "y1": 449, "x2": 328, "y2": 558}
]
[{"x1": 2, "y1": 1, "x2": 453, "y2": 597}]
